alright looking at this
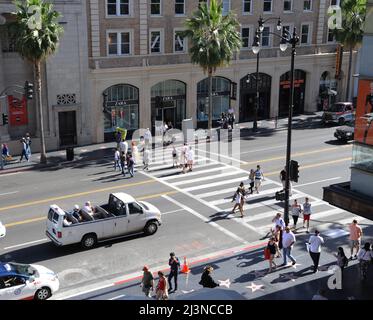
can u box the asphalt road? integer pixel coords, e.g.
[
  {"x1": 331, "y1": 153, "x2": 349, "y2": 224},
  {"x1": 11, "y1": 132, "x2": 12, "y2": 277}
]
[{"x1": 0, "y1": 120, "x2": 360, "y2": 298}]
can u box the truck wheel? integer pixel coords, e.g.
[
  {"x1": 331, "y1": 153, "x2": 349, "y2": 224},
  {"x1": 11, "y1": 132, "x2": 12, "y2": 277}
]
[
  {"x1": 144, "y1": 222, "x2": 158, "y2": 236},
  {"x1": 81, "y1": 234, "x2": 97, "y2": 249},
  {"x1": 34, "y1": 287, "x2": 51, "y2": 300}
]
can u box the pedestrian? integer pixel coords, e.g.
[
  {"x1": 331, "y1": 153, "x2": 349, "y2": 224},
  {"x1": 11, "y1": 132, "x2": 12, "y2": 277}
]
[
  {"x1": 335, "y1": 247, "x2": 348, "y2": 278},
  {"x1": 199, "y1": 266, "x2": 220, "y2": 288},
  {"x1": 181, "y1": 143, "x2": 188, "y2": 173},
  {"x1": 307, "y1": 229, "x2": 324, "y2": 273},
  {"x1": 19, "y1": 138, "x2": 29, "y2": 162},
  {"x1": 291, "y1": 199, "x2": 302, "y2": 230},
  {"x1": 115, "y1": 128, "x2": 122, "y2": 149},
  {"x1": 248, "y1": 169, "x2": 255, "y2": 194},
  {"x1": 155, "y1": 271, "x2": 169, "y2": 300},
  {"x1": 143, "y1": 148, "x2": 150, "y2": 171},
  {"x1": 119, "y1": 139, "x2": 128, "y2": 155},
  {"x1": 120, "y1": 151, "x2": 126, "y2": 176},
  {"x1": 25, "y1": 133, "x2": 32, "y2": 159},
  {"x1": 186, "y1": 146, "x2": 194, "y2": 172},
  {"x1": 254, "y1": 165, "x2": 264, "y2": 194},
  {"x1": 231, "y1": 182, "x2": 245, "y2": 218},
  {"x1": 280, "y1": 167, "x2": 286, "y2": 190},
  {"x1": 281, "y1": 226, "x2": 297, "y2": 266},
  {"x1": 132, "y1": 141, "x2": 140, "y2": 165},
  {"x1": 172, "y1": 146, "x2": 179, "y2": 168},
  {"x1": 357, "y1": 242, "x2": 372, "y2": 281},
  {"x1": 168, "y1": 252, "x2": 180, "y2": 292},
  {"x1": 273, "y1": 225, "x2": 283, "y2": 251},
  {"x1": 144, "y1": 128, "x2": 152, "y2": 148},
  {"x1": 114, "y1": 149, "x2": 121, "y2": 171},
  {"x1": 302, "y1": 197, "x2": 312, "y2": 233},
  {"x1": 266, "y1": 237, "x2": 280, "y2": 272},
  {"x1": 349, "y1": 219, "x2": 363, "y2": 260},
  {"x1": 312, "y1": 289, "x2": 328, "y2": 300},
  {"x1": 140, "y1": 265, "x2": 154, "y2": 298},
  {"x1": 127, "y1": 153, "x2": 135, "y2": 177},
  {"x1": 270, "y1": 212, "x2": 285, "y2": 238}
]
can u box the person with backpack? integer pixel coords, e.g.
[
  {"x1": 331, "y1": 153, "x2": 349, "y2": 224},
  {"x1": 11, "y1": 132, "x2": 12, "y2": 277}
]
[
  {"x1": 168, "y1": 252, "x2": 180, "y2": 292},
  {"x1": 357, "y1": 242, "x2": 373, "y2": 281},
  {"x1": 199, "y1": 266, "x2": 220, "y2": 288}
]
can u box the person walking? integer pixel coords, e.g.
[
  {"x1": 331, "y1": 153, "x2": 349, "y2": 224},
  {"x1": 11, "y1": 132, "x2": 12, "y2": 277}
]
[
  {"x1": 291, "y1": 199, "x2": 302, "y2": 230},
  {"x1": 172, "y1": 146, "x2": 179, "y2": 168},
  {"x1": 155, "y1": 271, "x2": 169, "y2": 300},
  {"x1": 266, "y1": 237, "x2": 280, "y2": 273},
  {"x1": 302, "y1": 197, "x2": 312, "y2": 233},
  {"x1": 357, "y1": 242, "x2": 372, "y2": 281},
  {"x1": 19, "y1": 138, "x2": 29, "y2": 162},
  {"x1": 181, "y1": 143, "x2": 188, "y2": 173},
  {"x1": 143, "y1": 148, "x2": 150, "y2": 171},
  {"x1": 144, "y1": 128, "x2": 152, "y2": 148},
  {"x1": 25, "y1": 133, "x2": 32, "y2": 159},
  {"x1": 120, "y1": 151, "x2": 126, "y2": 176},
  {"x1": 140, "y1": 265, "x2": 154, "y2": 298},
  {"x1": 248, "y1": 169, "x2": 255, "y2": 194},
  {"x1": 199, "y1": 266, "x2": 220, "y2": 288},
  {"x1": 270, "y1": 213, "x2": 285, "y2": 239},
  {"x1": 127, "y1": 153, "x2": 135, "y2": 177},
  {"x1": 168, "y1": 252, "x2": 180, "y2": 292},
  {"x1": 119, "y1": 139, "x2": 128, "y2": 156},
  {"x1": 186, "y1": 146, "x2": 194, "y2": 172},
  {"x1": 335, "y1": 247, "x2": 349, "y2": 279},
  {"x1": 132, "y1": 141, "x2": 140, "y2": 165},
  {"x1": 279, "y1": 167, "x2": 292, "y2": 195},
  {"x1": 254, "y1": 165, "x2": 264, "y2": 194},
  {"x1": 349, "y1": 219, "x2": 363, "y2": 260},
  {"x1": 281, "y1": 226, "x2": 297, "y2": 266},
  {"x1": 307, "y1": 230, "x2": 324, "y2": 273},
  {"x1": 114, "y1": 149, "x2": 121, "y2": 172}
]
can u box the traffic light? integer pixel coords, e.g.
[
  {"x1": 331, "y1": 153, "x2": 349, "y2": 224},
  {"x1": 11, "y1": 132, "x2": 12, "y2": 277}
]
[
  {"x1": 275, "y1": 190, "x2": 286, "y2": 201},
  {"x1": 2, "y1": 113, "x2": 8, "y2": 125},
  {"x1": 24, "y1": 81, "x2": 34, "y2": 100},
  {"x1": 290, "y1": 160, "x2": 299, "y2": 183}
]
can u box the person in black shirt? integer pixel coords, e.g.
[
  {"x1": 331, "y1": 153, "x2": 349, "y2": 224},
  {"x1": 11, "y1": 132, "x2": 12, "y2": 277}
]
[
  {"x1": 199, "y1": 266, "x2": 220, "y2": 288},
  {"x1": 168, "y1": 252, "x2": 180, "y2": 292}
]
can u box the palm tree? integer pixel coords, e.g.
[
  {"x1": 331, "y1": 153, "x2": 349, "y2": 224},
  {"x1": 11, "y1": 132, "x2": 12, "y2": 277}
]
[
  {"x1": 10, "y1": 0, "x2": 63, "y2": 164},
  {"x1": 332, "y1": 0, "x2": 366, "y2": 101},
  {"x1": 184, "y1": 0, "x2": 241, "y2": 130}
]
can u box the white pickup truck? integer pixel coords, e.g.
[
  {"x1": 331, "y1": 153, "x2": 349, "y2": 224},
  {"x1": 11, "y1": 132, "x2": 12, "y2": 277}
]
[{"x1": 46, "y1": 193, "x2": 162, "y2": 249}]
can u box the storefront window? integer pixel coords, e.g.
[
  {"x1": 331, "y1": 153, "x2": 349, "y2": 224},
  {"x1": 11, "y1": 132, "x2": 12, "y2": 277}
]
[
  {"x1": 352, "y1": 143, "x2": 373, "y2": 173},
  {"x1": 103, "y1": 84, "x2": 139, "y2": 133}
]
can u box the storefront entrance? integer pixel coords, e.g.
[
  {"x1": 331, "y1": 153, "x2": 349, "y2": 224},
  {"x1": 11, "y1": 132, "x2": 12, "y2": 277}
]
[
  {"x1": 279, "y1": 70, "x2": 306, "y2": 117},
  {"x1": 239, "y1": 73, "x2": 271, "y2": 122},
  {"x1": 58, "y1": 111, "x2": 77, "y2": 147},
  {"x1": 151, "y1": 80, "x2": 186, "y2": 131}
]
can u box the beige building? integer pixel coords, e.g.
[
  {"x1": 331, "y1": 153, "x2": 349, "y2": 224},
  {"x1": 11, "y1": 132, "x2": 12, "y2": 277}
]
[{"x1": 87, "y1": 0, "x2": 355, "y2": 143}]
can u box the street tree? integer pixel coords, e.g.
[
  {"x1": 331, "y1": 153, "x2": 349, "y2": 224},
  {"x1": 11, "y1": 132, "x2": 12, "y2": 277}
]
[
  {"x1": 184, "y1": 0, "x2": 241, "y2": 130},
  {"x1": 10, "y1": 0, "x2": 64, "y2": 164},
  {"x1": 332, "y1": 0, "x2": 366, "y2": 101}
]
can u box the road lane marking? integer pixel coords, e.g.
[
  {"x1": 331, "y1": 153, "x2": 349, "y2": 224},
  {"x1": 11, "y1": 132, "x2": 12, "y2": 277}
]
[
  {"x1": 108, "y1": 295, "x2": 126, "y2": 300},
  {"x1": 0, "y1": 191, "x2": 19, "y2": 197},
  {"x1": 0, "y1": 172, "x2": 24, "y2": 177},
  {"x1": 3, "y1": 238, "x2": 48, "y2": 250},
  {"x1": 162, "y1": 209, "x2": 185, "y2": 215},
  {"x1": 162, "y1": 195, "x2": 248, "y2": 244},
  {"x1": 0, "y1": 179, "x2": 156, "y2": 212},
  {"x1": 195, "y1": 148, "x2": 248, "y2": 164},
  {"x1": 296, "y1": 177, "x2": 342, "y2": 187},
  {"x1": 172, "y1": 171, "x2": 243, "y2": 187}
]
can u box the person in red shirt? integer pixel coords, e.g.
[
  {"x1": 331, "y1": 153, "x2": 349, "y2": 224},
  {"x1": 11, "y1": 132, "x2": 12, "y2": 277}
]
[{"x1": 156, "y1": 271, "x2": 169, "y2": 300}]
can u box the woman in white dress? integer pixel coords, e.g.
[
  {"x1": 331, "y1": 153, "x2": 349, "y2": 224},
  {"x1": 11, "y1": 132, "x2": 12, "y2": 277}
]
[
  {"x1": 186, "y1": 146, "x2": 194, "y2": 172},
  {"x1": 131, "y1": 141, "x2": 140, "y2": 165}
]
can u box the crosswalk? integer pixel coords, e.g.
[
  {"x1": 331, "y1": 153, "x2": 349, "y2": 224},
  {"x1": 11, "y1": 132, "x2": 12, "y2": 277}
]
[{"x1": 142, "y1": 145, "x2": 369, "y2": 239}]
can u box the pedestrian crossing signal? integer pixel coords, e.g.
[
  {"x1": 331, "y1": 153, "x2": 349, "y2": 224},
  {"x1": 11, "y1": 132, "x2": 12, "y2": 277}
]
[
  {"x1": 290, "y1": 160, "x2": 299, "y2": 183},
  {"x1": 24, "y1": 81, "x2": 34, "y2": 100},
  {"x1": 2, "y1": 113, "x2": 8, "y2": 125}
]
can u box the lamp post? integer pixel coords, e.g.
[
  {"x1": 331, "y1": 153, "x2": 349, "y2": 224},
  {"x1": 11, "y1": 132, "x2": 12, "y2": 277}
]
[{"x1": 251, "y1": 17, "x2": 282, "y2": 132}]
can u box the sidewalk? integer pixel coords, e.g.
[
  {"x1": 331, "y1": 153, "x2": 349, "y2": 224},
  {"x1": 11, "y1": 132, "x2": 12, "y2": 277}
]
[{"x1": 0, "y1": 113, "x2": 323, "y2": 175}]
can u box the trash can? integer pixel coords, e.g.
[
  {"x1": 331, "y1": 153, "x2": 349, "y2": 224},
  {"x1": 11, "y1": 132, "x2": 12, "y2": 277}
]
[{"x1": 66, "y1": 147, "x2": 74, "y2": 161}]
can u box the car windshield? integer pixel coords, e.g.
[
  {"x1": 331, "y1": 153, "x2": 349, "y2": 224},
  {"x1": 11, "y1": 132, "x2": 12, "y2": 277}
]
[
  {"x1": 138, "y1": 201, "x2": 149, "y2": 211},
  {"x1": 329, "y1": 104, "x2": 345, "y2": 112},
  {"x1": 5, "y1": 263, "x2": 36, "y2": 276}
]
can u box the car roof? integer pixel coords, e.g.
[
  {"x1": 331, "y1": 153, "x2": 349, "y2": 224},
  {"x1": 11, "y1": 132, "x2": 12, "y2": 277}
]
[{"x1": 112, "y1": 193, "x2": 136, "y2": 203}]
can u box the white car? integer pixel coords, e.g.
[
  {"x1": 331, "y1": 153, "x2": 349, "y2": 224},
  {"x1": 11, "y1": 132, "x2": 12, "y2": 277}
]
[
  {"x1": 0, "y1": 221, "x2": 5, "y2": 238},
  {"x1": 0, "y1": 262, "x2": 59, "y2": 300}
]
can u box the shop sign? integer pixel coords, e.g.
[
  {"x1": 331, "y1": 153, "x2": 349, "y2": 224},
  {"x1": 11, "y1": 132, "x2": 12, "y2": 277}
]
[{"x1": 7, "y1": 95, "x2": 28, "y2": 126}]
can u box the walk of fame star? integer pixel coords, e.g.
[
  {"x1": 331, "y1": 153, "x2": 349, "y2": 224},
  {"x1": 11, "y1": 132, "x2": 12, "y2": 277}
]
[
  {"x1": 246, "y1": 282, "x2": 264, "y2": 292},
  {"x1": 218, "y1": 279, "x2": 231, "y2": 288}
]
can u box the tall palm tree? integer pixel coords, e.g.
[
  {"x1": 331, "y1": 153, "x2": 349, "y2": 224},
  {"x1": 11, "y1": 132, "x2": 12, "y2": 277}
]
[
  {"x1": 184, "y1": 0, "x2": 241, "y2": 130},
  {"x1": 10, "y1": 0, "x2": 63, "y2": 164},
  {"x1": 332, "y1": 0, "x2": 366, "y2": 101}
]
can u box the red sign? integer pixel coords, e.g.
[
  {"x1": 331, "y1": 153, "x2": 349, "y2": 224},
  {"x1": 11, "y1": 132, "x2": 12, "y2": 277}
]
[{"x1": 8, "y1": 95, "x2": 28, "y2": 126}]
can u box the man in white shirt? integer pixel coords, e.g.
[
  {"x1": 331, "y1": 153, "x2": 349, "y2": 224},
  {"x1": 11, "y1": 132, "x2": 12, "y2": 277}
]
[
  {"x1": 144, "y1": 128, "x2": 152, "y2": 148},
  {"x1": 282, "y1": 226, "x2": 297, "y2": 266},
  {"x1": 308, "y1": 229, "x2": 324, "y2": 273},
  {"x1": 119, "y1": 139, "x2": 128, "y2": 155}
]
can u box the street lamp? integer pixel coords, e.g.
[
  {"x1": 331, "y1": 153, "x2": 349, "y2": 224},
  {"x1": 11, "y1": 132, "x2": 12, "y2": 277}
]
[{"x1": 251, "y1": 17, "x2": 282, "y2": 132}]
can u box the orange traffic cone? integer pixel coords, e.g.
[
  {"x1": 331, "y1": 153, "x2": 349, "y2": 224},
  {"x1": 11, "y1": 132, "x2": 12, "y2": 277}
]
[{"x1": 181, "y1": 256, "x2": 191, "y2": 273}]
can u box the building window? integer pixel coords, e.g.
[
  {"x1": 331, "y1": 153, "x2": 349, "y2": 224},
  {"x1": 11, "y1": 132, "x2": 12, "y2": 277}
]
[
  {"x1": 282, "y1": 24, "x2": 294, "y2": 36},
  {"x1": 107, "y1": 31, "x2": 131, "y2": 55},
  {"x1": 283, "y1": 0, "x2": 292, "y2": 11},
  {"x1": 243, "y1": 0, "x2": 252, "y2": 14},
  {"x1": 352, "y1": 143, "x2": 373, "y2": 173},
  {"x1": 0, "y1": 26, "x2": 17, "y2": 53},
  {"x1": 174, "y1": 31, "x2": 186, "y2": 52},
  {"x1": 107, "y1": 0, "x2": 130, "y2": 16},
  {"x1": 263, "y1": 0, "x2": 272, "y2": 12},
  {"x1": 151, "y1": 0, "x2": 161, "y2": 15},
  {"x1": 303, "y1": 0, "x2": 312, "y2": 11},
  {"x1": 175, "y1": 0, "x2": 185, "y2": 15},
  {"x1": 150, "y1": 30, "x2": 162, "y2": 53},
  {"x1": 222, "y1": 0, "x2": 230, "y2": 15},
  {"x1": 241, "y1": 27, "x2": 250, "y2": 48},
  {"x1": 327, "y1": 29, "x2": 335, "y2": 42},
  {"x1": 261, "y1": 26, "x2": 270, "y2": 47},
  {"x1": 301, "y1": 24, "x2": 310, "y2": 44}
]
